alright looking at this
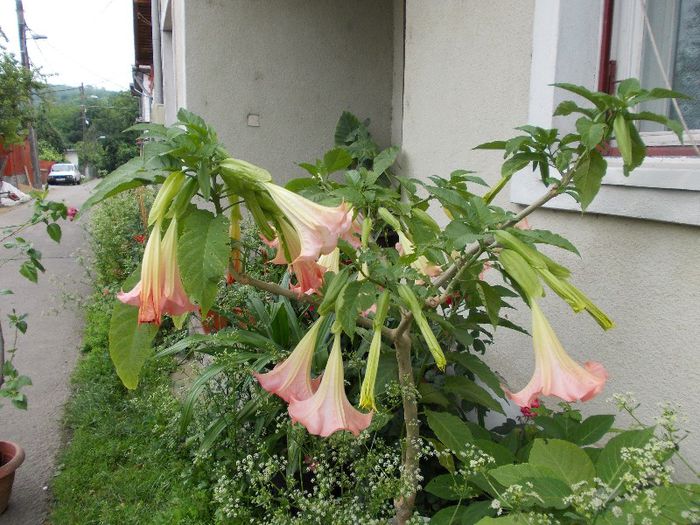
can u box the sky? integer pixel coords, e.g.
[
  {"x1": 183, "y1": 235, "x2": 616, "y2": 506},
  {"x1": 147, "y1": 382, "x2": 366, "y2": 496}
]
[{"x1": 0, "y1": 0, "x2": 134, "y2": 91}]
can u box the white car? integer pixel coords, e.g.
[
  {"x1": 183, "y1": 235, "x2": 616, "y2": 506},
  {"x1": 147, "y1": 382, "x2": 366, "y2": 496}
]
[{"x1": 48, "y1": 163, "x2": 82, "y2": 185}]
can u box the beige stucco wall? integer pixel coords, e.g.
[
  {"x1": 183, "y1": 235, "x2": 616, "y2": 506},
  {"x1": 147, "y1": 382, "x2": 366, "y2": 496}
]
[
  {"x1": 401, "y1": 0, "x2": 699, "y2": 478},
  {"x1": 182, "y1": 0, "x2": 396, "y2": 183}
]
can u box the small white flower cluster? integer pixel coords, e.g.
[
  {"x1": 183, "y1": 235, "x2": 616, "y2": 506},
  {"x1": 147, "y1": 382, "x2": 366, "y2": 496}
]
[
  {"x1": 609, "y1": 392, "x2": 638, "y2": 413},
  {"x1": 619, "y1": 439, "x2": 675, "y2": 492},
  {"x1": 490, "y1": 499, "x2": 558, "y2": 525},
  {"x1": 210, "y1": 432, "x2": 406, "y2": 523},
  {"x1": 680, "y1": 507, "x2": 700, "y2": 523},
  {"x1": 491, "y1": 482, "x2": 543, "y2": 515},
  {"x1": 454, "y1": 443, "x2": 496, "y2": 477},
  {"x1": 564, "y1": 479, "x2": 613, "y2": 518}
]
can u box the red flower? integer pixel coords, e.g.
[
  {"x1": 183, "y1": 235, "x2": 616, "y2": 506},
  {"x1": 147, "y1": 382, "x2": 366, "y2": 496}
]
[{"x1": 133, "y1": 234, "x2": 146, "y2": 244}]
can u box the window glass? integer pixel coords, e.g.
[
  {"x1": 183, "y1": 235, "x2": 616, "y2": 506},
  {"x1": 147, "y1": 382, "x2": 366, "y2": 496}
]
[{"x1": 640, "y1": 0, "x2": 700, "y2": 131}]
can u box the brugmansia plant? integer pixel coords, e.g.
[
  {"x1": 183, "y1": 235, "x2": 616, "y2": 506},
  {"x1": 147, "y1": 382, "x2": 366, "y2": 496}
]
[{"x1": 82, "y1": 80, "x2": 698, "y2": 523}]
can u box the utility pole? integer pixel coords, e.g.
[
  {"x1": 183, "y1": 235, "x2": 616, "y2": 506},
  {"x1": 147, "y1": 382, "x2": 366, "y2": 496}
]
[
  {"x1": 79, "y1": 83, "x2": 88, "y2": 178},
  {"x1": 15, "y1": 0, "x2": 41, "y2": 188}
]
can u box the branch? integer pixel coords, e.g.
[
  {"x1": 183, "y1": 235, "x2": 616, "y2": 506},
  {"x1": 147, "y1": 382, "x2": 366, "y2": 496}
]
[
  {"x1": 393, "y1": 322, "x2": 420, "y2": 524},
  {"x1": 230, "y1": 270, "x2": 395, "y2": 340},
  {"x1": 230, "y1": 270, "x2": 314, "y2": 304},
  {"x1": 428, "y1": 154, "x2": 584, "y2": 309}
]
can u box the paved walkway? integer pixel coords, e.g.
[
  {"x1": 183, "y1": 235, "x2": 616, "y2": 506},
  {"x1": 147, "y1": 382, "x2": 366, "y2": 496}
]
[{"x1": 0, "y1": 181, "x2": 96, "y2": 524}]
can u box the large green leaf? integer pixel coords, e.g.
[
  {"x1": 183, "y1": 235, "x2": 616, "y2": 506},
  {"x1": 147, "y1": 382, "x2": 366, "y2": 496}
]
[
  {"x1": 81, "y1": 157, "x2": 165, "y2": 213},
  {"x1": 424, "y1": 474, "x2": 472, "y2": 501},
  {"x1": 570, "y1": 414, "x2": 614, "y2": 445},
  {"x1": 431, "y1": 501, "x2": 495, "y2": 525},
  {"x1": 573, "y1": 150, "x2": 607, "y2": 210},
  {"x1": 476, "y1": 513, "x2": 533, "y2": 524},
  {"x1": 443, "y1": 376, "x2": 505, "y2": 414},
  {"x1": 596, "y1": 427, "x2": 655, "y2": 486},
  {"x1": 108, "y1": 297, "x2": 158, "y2": 389},
  {"x1": 178, "y1": 209, "x2": 230, "y2": 316},
  {"x1": 508, "y1": 228, "x2": 579, "y2": 256},
  {"x1": 529, "y1": 438, "x2": 595, "y2": 486},
  {"x1": 334, "y1": 111, "x2": 361, "y2": 145},
  {"x1": 488, "y1": 463, "x2": 555, "y2": 486},
  {"x1": 322, "y1": 148, "x2": 353, "y2": 174},
  {"x1": 474, "y1": 439, "x2": 515, "y2": 467},
  {"x1": 373, "y1": 146, "x2": 399, "y2": 175},
  {"x1": 425, "y1": 410, "x2": 473, "y2": 455}
]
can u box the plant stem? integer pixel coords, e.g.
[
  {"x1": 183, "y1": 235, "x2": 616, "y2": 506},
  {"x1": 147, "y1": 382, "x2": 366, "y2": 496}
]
[
  {"x1": 229, "y1": 270, "x2": 395, "y2": 340},
  {"x1": 430, "y1": 153, "x2": 585, "y2": 307},
  {"x1": 393, "y1": 321, "x2": 420, "y2": 524}
]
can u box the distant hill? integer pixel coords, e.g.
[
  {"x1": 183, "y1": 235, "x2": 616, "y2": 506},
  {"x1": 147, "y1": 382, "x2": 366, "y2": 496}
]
[{"x1": 41, "y1": 84, "x2": 121, "y2": 104}]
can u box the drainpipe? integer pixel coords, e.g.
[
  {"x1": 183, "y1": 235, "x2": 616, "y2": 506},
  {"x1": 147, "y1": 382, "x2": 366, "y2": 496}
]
[{"x1": 151, "y1": 0, "x2": 163, "y2": 106}]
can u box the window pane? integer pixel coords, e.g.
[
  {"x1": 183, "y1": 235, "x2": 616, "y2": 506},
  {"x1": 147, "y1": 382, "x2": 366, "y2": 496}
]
[{"x1": 640, "y1": 0, "x2": 700, "y2": 132}]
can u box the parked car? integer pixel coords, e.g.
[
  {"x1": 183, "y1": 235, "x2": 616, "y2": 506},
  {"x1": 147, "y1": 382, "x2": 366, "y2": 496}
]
[{"x1": 48, "y1": 163, "x2": 82, "y2": 185}]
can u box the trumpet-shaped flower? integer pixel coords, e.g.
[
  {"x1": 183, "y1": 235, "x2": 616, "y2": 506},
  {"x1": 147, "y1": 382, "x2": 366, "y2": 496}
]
[
  {"x1": 264, "y1": 183, "x2": 353, "y2": 262},
  {"x1": 506, "y1": 301, "x2": 608, "y2": 407},
  {"x1": 396, "y1": 231, "x2": 442, "y2": 278},
  {"x1": 254, "y1": 317, "x2": 325, "y2": 403},
  {"x1": 317, "y1": 248, "x2": 340, "y2": 273},
  {"x1": 118, "y1": 218, "x2": 196, "y2": 324},
  {"x1": 266, "y1": 221, "x2": 330, "y2": 296},
  {"x1": 288, "y1": 332, "x2": 373, "y2": 437}
]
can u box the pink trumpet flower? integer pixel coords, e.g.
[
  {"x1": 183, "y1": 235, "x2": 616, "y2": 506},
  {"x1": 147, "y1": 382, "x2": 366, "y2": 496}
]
[
  {"x1": 288, "y1": 333, "x2": 373, "y2": 437},
  {"x1": 265, "y1": 220, "x2": 329, "y2": 296},
  {"x1": 118, "y1": 219, "x2": 196, "y2": 324},
  {"x1": 264, "y1": 183, "x2": 353, "y2": 262},
  {"x1": 254, "y1": 318, "x2": 325, "y2": 403},
  {"x1": 506, "y1": 301, "x2": 608, "y2": 407},
  {"x1": 396, "y1": 231, "x2": 442, "y2": 278},
  {"x1": 290, "y1": 259, "x2": 326, "y2": 296}
]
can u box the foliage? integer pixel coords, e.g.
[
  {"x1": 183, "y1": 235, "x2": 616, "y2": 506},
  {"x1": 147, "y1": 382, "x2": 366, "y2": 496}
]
[
  {"x1": 37, "y1": 139, "x2": 64, "y2": 162},
  {"x1": 0, "y1": 52, "x2": 41, "y2": 145},
  {"x1": 37, "y1": 87, "x2": 139, "y2": 173},
  {"x1": 1, "y1": 192, "x2": 68, "y2": 409},
  {"x1": 79, "y1": 81, "x2": 699, "y2": 524},
  {"x1": 87, "y1": 188, "x2": 154, "y2": 288}
]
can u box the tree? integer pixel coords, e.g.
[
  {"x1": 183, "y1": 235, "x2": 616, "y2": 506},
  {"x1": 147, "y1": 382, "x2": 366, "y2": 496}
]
[
  {"x1": 37, "y1": 88, "x2": 139, "y2": 173},
  {"x1": 0, "y1": 51, "x2": 38, "y2": 145}
]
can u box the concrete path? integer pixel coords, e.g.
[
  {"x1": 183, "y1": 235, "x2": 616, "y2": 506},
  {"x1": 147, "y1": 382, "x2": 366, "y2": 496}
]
[{"x1": 0, "y1": 181, "x2": 97, "y2": 525}]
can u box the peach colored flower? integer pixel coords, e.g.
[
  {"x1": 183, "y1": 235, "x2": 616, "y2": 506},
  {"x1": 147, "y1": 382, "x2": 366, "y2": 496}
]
[
  {"x1": 316, "y1": 248, "x2": 340, "y2": 273},
  {"x1": 118, "y1": 218, "x2": 196, "y2": 324},
  {"x1": 288, "y1": 332, "x2": 372, "y2": 437},
  {"x1": 396, "y1": 231, "x2": 442, "y2": 278},
  {"x1": 265, "y1": 221, "x2": 330, "y2": 296},
  {"x1": 506, "y1": 301, "x2": 608, "y2": 407},
  {"x1": 254, "y1": 317, "x2": 325, "y2": 403},
  {"x1": 264, "y1": 183, "x2": 353, "y2": 262}
]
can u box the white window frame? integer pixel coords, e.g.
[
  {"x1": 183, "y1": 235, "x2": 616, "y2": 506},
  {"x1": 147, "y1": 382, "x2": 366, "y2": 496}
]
[
  {"x1": 510, "y1": 0, "x2": 700, "y2": 226},
  {"x1": 612, "y1": 0, "x2": 700, "y2": 145}
]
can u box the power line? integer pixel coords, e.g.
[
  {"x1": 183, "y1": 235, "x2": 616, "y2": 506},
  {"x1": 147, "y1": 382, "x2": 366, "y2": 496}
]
[{"x1": 32, "y1": 38, "x2": 126, "y2": 90}]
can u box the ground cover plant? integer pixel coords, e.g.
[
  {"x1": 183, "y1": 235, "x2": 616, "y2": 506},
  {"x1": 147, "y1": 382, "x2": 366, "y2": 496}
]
[{"x1": 77, "y1": 79, "x2": 699, "y2": 524}]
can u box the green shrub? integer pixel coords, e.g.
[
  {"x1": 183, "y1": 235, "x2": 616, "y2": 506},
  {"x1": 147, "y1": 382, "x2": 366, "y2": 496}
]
[{"x1": 88, "y1": 188, "x2": 154, "y2": 288}]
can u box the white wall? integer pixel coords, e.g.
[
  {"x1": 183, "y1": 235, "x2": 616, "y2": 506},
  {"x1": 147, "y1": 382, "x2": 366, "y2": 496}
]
[
  {"x1": 182, "y1": 0, "x2": 396, "y2": 183},
  {"x1": 401, "y1": 0, "x2": 699, "y2": 480}
]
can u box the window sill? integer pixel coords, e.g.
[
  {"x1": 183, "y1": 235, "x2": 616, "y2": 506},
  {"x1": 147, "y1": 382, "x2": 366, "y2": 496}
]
[
  {"x1": 510, "y1": 160, "x2": 700, "y2": 227},
  {"x1": 512, "y1": 1, "x2": 700, "y2": 227}
]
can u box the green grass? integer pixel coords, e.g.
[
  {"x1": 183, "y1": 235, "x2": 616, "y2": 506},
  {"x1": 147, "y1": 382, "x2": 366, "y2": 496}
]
[{"x1": 50, "y1": 294, "x2": 212, "y2": 524}]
